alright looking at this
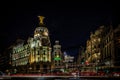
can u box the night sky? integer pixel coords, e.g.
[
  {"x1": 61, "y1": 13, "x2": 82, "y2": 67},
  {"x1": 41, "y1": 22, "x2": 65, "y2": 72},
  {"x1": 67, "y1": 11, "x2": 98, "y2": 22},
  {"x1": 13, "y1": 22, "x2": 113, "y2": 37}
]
[{"x1": 0, "y1": 1, "x2": 120, "y2": 57}]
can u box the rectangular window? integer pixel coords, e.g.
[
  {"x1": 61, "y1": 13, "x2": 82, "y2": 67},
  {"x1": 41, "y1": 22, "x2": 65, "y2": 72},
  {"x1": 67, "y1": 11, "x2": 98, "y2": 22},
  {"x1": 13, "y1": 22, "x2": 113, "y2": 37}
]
[
  {"x1": 38, "y1": 51, "x2": 40, "y2": 55},
  {"x1": 38, "y1": 57, "x2": 40, "y2": 61},
  {"x1": 43, "y1": 57, "x2": 45, "y2": 61},
  {"x1": 43, "y1": 50, "x2": 46, "y2": 55}
]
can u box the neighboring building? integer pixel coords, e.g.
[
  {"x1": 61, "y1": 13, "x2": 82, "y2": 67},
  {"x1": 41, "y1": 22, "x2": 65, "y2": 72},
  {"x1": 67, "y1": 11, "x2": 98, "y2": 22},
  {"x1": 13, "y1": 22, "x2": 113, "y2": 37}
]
[
  {"x1": 0, "y1": 53, "x2": 10, "y2": 73},
  {"x1": 77, "y1": 46, "x2": 84, "y2": 65},
  {"x1": 100, "y1": 25, "x2": 114, "y2": 72},
  {"x1": 0, "y1": 45, "x2": 14, "y2": 74},
  {"x1": 63, "y1": 52, "x2": 74, "y2": 72},
  {"x1": 84, "y1": 26, "x2": 103, "y2": 72},
  {"x1": 11, "y1": 16, "x2": 52, "y2": 74},
  {"x1": 12, "y1": 39, "x2": 29, "y2": 73},
  {"x1": 100, "y1": 25, "x2": 120, "y2": 72},
  {"x1": 83, "y1": 24, "x2": 120, "y2": 73},
  {"x1": 114, "y1": 25, "x2": 120, "y2": 67},
  {"x1": 52, "y1": 40, "x2": 63, "y2": 69},
  {"x1": 77, "y1": 46, "x2": 86, "y2": 72}
]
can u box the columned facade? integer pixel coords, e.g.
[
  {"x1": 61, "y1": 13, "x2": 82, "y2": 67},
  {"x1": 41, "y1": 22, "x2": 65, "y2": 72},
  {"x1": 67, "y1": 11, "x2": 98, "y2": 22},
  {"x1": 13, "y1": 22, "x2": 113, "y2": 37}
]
[
  {"x1": 11, "y1": 16, "x2": 52, "y2": 74},
  {"x1": 84, "y1": 26, "x2": 103, "y2": 72}
]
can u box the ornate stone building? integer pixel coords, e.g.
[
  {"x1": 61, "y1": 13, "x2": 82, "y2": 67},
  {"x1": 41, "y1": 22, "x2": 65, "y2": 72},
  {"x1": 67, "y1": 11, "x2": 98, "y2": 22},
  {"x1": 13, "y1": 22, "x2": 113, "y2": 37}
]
[
  {"x1": 11, "y1": 16, "x2": 52, "y2": 74},
  {"x1": 84, "y1": 26, "x2": 103, "y2": 72},
  {"x1": 11, "y1": 39, "x2": 29, "y2": 73},
  {"x1": 100, "y1": 25, "x2": 120, "y2": 72},
  {"x1": 82, "y1": 24, "x2": 120, "y2": 73}
]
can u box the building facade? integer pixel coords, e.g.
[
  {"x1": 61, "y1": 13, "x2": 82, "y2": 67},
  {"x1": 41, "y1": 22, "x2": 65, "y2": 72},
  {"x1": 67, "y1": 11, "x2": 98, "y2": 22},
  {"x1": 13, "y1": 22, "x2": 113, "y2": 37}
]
[
  {"x1": 114, "y1": 25, "x2": 120, "y2": 67},
  {"x1": 52, "y1": 41, "x2": 63, "y2": 69},
  {"x1": 11, "y1": 16, "x2": 52, "y2": 74},
  {"x1": 100, "y1": 25, "x2": 120, "y2": 72},
  {"x1": 81, "y1": 24, "x2": 120, "y2": 73},
  {"x1": 77, "y1": 46, "x2": 86, "y2": 72},
  {"x1": 83, "y1": 26, "x2": 103, "y2": 72},
  {"x1": 63, "y1": 52, "x2": 74, "y2": 72}
]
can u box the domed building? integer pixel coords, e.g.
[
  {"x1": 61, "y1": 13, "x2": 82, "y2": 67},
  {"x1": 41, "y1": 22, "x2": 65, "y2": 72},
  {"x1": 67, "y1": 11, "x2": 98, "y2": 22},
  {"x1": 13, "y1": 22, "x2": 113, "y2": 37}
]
[{"x1": 11, "y1": 16, "x2": 52, "y2": 74}]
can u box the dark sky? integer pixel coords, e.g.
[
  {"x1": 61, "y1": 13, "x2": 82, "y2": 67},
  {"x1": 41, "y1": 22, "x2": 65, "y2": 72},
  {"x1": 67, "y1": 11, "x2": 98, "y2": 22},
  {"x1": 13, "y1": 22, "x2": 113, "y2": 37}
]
[{"x1": 0, "y1": 1, "x2": 120, "y2": 56}]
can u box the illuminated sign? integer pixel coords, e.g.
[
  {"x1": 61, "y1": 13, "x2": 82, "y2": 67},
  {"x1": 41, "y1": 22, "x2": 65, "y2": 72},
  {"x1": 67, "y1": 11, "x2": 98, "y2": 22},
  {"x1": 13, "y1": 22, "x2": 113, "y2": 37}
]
[{"x1": 54, "y1": 55, "x2": 61, "y2": 61}]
